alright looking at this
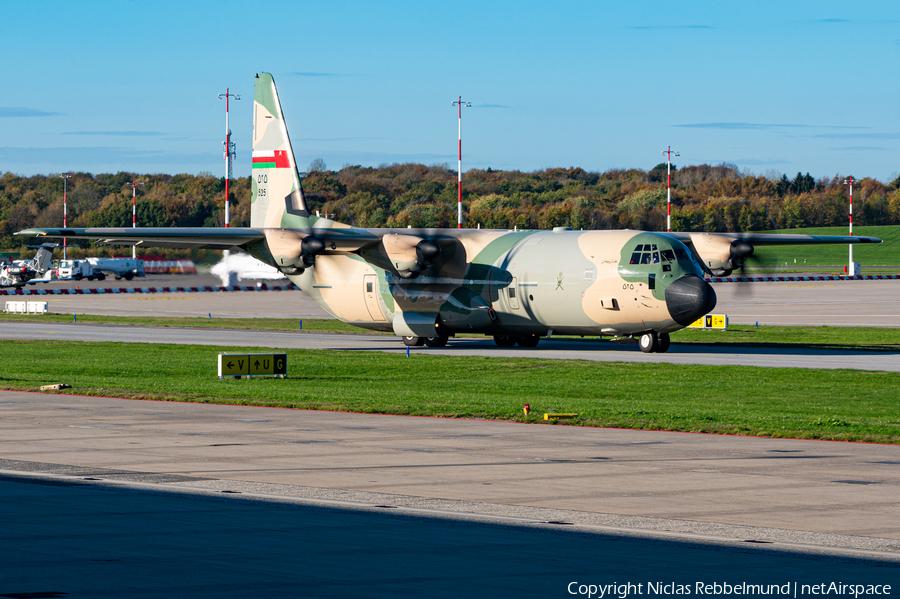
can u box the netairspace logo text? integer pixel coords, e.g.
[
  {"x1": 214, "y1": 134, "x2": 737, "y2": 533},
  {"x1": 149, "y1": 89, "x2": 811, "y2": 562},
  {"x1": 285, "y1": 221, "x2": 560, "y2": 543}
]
[{"x1": 567, "y1": 582, "x2": 893, "y2": 599}]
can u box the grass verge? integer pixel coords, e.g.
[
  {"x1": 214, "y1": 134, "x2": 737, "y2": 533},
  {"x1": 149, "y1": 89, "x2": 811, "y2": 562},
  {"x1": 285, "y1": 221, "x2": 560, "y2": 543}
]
[
  {"x1": 2, "y1": 339, "x2": 898, "y2": 444},
  {"x1": 750, "y1": 225, "x2": 898, "y2": 267}
]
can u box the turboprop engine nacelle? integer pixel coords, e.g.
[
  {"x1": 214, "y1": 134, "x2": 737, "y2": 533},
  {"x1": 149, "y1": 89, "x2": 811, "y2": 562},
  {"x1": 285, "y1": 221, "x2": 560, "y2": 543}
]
[
  {"x1": 688, "y1": 233, "x2": 754, "y2": 276},
  {"x1": 264, "y1": 229, "x2": 326, "y2": 275},
  {"x1": 382, "y1": 234, "x2": 441, "y2": 279}
]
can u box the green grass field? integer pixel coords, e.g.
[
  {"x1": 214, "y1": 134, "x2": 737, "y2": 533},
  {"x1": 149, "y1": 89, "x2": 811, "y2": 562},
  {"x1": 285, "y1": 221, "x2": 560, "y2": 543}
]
[
  {"x1": 2, "y1": 339, "x2": 898, "y2": 444},
  {"x1": 750, "y1": 225, "x2": 899, "y2": 268}
]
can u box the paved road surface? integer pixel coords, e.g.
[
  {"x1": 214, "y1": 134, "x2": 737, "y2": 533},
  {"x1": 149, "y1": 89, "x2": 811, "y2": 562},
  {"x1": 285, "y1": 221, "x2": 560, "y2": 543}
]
[
  {"x1": 1, "y1": 391, "x2": 897, "y2": 597},
  {"x1": 714, "y1": 280, "x2": 900, "y2": 327},
  {"x1": 10, "y1": 275, "x2": 900, "y2": 327}
]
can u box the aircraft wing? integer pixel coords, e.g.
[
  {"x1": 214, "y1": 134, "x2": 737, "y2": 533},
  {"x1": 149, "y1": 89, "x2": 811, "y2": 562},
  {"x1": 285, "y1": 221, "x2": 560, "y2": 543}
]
[
  {"x1": 664, "y1": 232, "x2": 883, "y2": 276},
  {"x1": 16, "y1": 227, "x2": 267, "y2": 249},
  {"x1": 14, "y1": 226, "x2": 386, "y2": 251},
  {"x1": 666, "y1": 232, "x2": 882, "y2": 246},
  {"x1": 14, "y1": 225, "x2": 392, "y2": 256}
]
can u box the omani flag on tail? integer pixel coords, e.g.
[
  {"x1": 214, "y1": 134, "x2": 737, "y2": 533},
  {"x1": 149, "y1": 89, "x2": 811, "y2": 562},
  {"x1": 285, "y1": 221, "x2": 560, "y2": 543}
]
[{"x1": 252, "y1": 150, "x2": 291, "y2": 169}]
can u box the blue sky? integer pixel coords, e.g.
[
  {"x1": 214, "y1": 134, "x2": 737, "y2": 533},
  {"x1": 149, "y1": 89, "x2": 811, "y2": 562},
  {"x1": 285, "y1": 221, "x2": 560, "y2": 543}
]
[{"x1": 1, "y1": 0, "x2": 898, "y2": 181}]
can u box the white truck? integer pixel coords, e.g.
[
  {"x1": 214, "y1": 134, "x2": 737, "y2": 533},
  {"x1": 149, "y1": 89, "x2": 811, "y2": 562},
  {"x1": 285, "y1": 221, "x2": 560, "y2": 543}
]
[
  {"x1": 86, "y1": 257, "x2": 144, "y2": 280},
  {"x1": 55, "y1": 258, "x2": 144, "y2": 281}
]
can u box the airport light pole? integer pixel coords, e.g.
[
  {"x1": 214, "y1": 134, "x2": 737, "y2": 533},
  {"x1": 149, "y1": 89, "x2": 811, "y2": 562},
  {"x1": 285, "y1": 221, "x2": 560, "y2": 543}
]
[
  {"x1": 843, "y1": 175, "x2": 856, "y2": 276},
  {"x1": 452, "y1": 97, "x2": 471, "y2": 229},
  {"x1": 661, "y1": 147, "x2": 679, "y2": 232},
  {"x1": 57, "y1": 173, "x2": 72, "y2": 259},
  {"x1": 218, "y1": 89, "x2": 240, "y2": 227},
  {"x1": 127, "y1": 179, "x2": 145, "y2": 260}
]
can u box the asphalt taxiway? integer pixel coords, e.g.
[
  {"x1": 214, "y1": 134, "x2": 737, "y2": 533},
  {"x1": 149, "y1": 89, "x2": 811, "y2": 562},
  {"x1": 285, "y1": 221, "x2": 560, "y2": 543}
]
[
  {"x1": 1, "y1": 391, "x2": 897, "y2": 597},
  {"x1": 9, "y1": 275, "x2": 900, "y2": 327}
]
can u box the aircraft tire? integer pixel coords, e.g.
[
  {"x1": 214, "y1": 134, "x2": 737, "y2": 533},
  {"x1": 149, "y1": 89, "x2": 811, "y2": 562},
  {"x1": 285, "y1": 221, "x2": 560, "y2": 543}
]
[
  {"x1": 96, "y1": 273, "x2": 106, "y2": 281},
  {"x1": 124, "y1": 273, "x2": 134, "y2": 280},
  {"x1": 402, "y1": 336, "x2": 425, "y2": 347},
  {"x1": 639, "y1": 332, "x2": 659, "y2": 353},
  {"x1": 656, "y1": 333, "x2": 671, "y2": 353},
  {"x1": 424, "y1": 334, "x2": 448, "y2": 347},
  {"x1": 493, "y1": 335, "x2": 517, "y2": 347},
  {"x1": 517, "y1": 334, "x2": 540, "y2": 348}
]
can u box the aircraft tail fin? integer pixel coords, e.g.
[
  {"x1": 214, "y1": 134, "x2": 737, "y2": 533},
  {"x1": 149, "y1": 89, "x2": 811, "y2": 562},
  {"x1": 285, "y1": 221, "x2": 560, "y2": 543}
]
[
  {"x1": 29, "y1": 243, "x2": 57, "y2": 273},
  {"x1": 251, "y1": 73, "x2": 309, "y2": 228}
]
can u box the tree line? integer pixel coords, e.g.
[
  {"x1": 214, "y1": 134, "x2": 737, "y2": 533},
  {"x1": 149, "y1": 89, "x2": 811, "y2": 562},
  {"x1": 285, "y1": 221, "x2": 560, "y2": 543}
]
[{"x1": 1, "y1": 162, "x2": 898, "y2": 251}]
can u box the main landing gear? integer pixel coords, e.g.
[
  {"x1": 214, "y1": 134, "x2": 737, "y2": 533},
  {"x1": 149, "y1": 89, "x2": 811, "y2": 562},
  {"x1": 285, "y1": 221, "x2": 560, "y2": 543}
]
[
  {"x1": 638, "y1": 332, "x2": 670, "y2": 353},
  {"x1": 402, "y1": 332, "x2": 449, "y2": 348}
]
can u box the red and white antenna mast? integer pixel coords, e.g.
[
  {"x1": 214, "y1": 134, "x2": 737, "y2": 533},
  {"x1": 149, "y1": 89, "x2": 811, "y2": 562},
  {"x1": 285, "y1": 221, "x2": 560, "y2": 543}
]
[
  {"x1": 661, "y1": 146, "x2": 679, "y2": 232},
  {"x1": 126, "y1": 179, "x2": 145, "y2": 260},
  {"x1": 218, "y1": 88, "x2": 240, "y2": 227},
  {"x1": 843, "y1": 175, "x2": 857, "y2": 276},
  {"x1": 57, "y1": 173, "x2": 72, "y2": 259},
  {"x1": 452, "y1": 97, "x2": 471, "y2": 229}
]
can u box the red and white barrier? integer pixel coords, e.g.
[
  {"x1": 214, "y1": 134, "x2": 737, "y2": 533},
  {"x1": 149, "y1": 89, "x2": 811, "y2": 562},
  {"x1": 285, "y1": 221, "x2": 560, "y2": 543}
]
[
  {"x1": 709, "y1": 275, "x2": 900, "y2": 283},
  {"x1": 0, "y1": 283, "x2": 298, "y2": 296},
  {"x1": 141, "y1": 259, "x2": 197, "y2": 275}
]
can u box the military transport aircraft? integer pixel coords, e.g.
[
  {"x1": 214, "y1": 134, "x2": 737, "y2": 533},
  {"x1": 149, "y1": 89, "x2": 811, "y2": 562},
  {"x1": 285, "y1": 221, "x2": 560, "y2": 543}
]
[{"x1": 17, "y1": 73, "x2": 882, "y2": 353}]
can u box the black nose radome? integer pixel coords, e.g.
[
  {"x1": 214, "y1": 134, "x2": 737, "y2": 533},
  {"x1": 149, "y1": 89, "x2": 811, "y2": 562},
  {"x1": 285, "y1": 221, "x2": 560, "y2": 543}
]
[{"x1": 665, "y1": 275, "x2": 717, "y2": 326}]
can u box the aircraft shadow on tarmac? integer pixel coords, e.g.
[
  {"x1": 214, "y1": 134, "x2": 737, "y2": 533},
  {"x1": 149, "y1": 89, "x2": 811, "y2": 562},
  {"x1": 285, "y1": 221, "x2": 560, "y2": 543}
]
[
  {"x1": 2, "y1": 474, "x2": 897, "y2": 598},
  {"x1": 335, "y1": 337, "x2": 900, "y2": 357}
]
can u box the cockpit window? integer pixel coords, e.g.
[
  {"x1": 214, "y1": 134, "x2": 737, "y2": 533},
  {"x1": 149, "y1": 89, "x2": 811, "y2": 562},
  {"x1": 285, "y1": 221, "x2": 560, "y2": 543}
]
[{"x1": 631, "y1": 243, "x2": 690, "y2": 265}]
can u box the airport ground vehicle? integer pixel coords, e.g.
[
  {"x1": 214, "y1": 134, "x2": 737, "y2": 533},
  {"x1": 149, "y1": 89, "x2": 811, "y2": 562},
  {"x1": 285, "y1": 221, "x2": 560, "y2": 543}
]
[
  {"x1": 55, "y1": 258, "x2": 143, "y2": 281},
  {"x1": 86, "y1": 258, "x2": 144, "y2": 280}
]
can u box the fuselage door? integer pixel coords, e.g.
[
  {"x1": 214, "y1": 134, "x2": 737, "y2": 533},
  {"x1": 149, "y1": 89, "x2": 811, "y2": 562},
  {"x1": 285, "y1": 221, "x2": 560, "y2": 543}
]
[
  {"x1": 507, "y1": 277, "x2": 520, "y2": 310},
  {"x1": 363, "y1": 274, "x2": 386, "y2": 321}
]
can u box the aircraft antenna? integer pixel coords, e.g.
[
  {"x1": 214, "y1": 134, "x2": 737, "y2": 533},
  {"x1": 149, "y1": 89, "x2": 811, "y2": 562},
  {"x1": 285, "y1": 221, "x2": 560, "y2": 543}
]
[
  {"x1": 452, "y1": 97, "x2": 472, "y2": 229},
  {"x1": 126, "y1": 179, "x2": 146, "y2": 260},
  {"x1": 218, "y1": 88, "x2": 241, "y2": 227},
  {"x1": 57, "y1": 173, "x2": 72, "y2": 259},
  {"x1": 661, "y1": 147, "x2": 680, "y2": 232}
]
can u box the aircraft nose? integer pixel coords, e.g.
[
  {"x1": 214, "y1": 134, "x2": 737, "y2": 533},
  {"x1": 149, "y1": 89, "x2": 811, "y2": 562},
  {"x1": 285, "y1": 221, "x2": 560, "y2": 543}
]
[{"x1": 665, "y1": 275, "x2": 717, "y2": 326}]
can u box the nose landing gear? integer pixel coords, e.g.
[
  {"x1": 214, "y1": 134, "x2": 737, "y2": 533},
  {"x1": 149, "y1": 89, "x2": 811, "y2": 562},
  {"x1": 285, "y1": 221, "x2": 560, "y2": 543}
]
[{"x1": 638, "y1": 332, "x2": 670, "y2": 353}]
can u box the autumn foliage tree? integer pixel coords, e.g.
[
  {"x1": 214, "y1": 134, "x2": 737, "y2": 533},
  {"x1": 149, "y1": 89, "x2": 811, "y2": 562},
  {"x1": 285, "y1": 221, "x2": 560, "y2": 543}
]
[{"x1": 2, "y1": 162, "x2": 899, "y2": 251}]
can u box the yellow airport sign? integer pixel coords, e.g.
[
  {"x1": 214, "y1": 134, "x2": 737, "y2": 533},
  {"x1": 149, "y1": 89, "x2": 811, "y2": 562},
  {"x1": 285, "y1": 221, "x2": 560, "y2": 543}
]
[
  {"x1": 218, "y1": 353, "x2": 287, "y2": 378},
  {"x1": 544, "y1": 413, "x2": 579, "y2": 420},
  {"x1": 687, "y1": 314, "x2": 728, "y2": 330}
]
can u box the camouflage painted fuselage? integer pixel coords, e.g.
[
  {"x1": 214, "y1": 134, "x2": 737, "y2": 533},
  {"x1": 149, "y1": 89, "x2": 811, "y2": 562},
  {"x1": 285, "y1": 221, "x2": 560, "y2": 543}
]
[{"x1": 245, "y1": 220, "x2": 708, "y2": 338}]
